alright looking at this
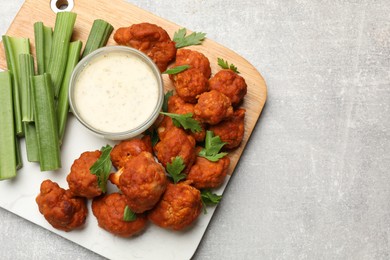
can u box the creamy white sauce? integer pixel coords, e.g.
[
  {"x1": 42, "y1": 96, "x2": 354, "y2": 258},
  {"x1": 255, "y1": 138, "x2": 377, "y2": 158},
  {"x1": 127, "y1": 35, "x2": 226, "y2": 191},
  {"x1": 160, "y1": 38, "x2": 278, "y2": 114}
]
[{"x1": 74, "y1": 52, "x2": 159, "y2": 133}]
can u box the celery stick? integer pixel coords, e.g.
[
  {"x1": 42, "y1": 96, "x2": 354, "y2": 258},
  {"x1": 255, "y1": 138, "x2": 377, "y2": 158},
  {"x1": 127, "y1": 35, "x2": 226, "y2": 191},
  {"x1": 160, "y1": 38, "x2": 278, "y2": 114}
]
[
  {"x1": 32, "y1": 73, "x2": 61, "y2": 171},
  {"x1": 15, "y1": 137, "x2": 23, "y2": 170},
  {"x1": 44, "y1": 26, "x2": 53, "y2": 72},
  {"x1": 47, "y1": 11, "x2": 77, "y2": 97},
  {"x1": 57, "y1": 40, "x2": 82, "y2": 144},
  {"x1": 34, "y1": 22, "x2": 45, "y2": 74},
  {"x1": 19, "y1": 54, "x2": 35, "y2": 122},
  {"x1": 81, "y1": 19, "x2": 114, "y2": 59},
  {"x1": 19, "y1": 54, "x2": 39, "y2": 161},
  {"x1": 0, "y1": 71, "x2": 17, "y2": 180},
  {"x1": 34, "y1": 22, "x2": 53, "y2": 74},
  {"x1": 2, "y1": 35, "x2": 30, "y2": 136},
  {"x1": 24, "y1": 122, "x2": 39, "y2": 162}
]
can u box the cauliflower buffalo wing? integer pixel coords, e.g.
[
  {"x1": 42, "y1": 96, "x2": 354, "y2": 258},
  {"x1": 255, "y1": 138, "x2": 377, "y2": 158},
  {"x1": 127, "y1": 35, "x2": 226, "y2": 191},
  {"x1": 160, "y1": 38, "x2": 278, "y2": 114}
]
[
  {"x1": 36, "y1": 180, "x2": 88, "y2": 232},
  {"x1": 172, "y1": 49, "x2": 211, "y2": 78},
  {"x1": 171, "y1": 68, "x2": 209, "y2": 104},
  {"x1": 110, "y1": 135, "x2": 153, "y2": 169},
  {"x1": 157, "y1": 95, "x2": 206, "y2": 142},
  {"x1": 119, "y1": 152, "x2": 168, "y2": 213},
  {"x1": 66, "y1": 150, "x2": 102, "y2": 199},
  {"x1": 154, "y1": 127, "x2": 196, "y2": 173},
  {"x1": 209, "y1": 108, "x2": 246, "y2": 149},
  {"x1": 148, "y1": 182, "x2": 202, "y2": 230},
  {"x1": 92, "y1": 193, "x2": 147, "y2": 237},
  {"x1": 114, "y1": 23, "x2": 176, "y2": 72},
  {"x1": 194, "y1": 90, "x2": 234, "y2": 125},
  {"x1": 187, "y1": 154, "x2": 230, "y2": 189},
  {"x1": 209, "y1": 69, "x2": 247, "y2": 107}
]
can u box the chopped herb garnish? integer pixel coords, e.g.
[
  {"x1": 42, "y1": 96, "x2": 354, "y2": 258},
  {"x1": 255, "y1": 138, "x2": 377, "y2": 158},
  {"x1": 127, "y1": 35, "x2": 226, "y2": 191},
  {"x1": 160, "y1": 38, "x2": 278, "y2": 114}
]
[
  {"x1": 173, "y1": 28, "x2": 206, "y2": 48},
  {"x1": 217, "y1": 58, "x2": 240, "y2": 74},
  {"x1": 123, "y1": 206, "x2": 137, "y2": 222},
  {"x1": 201, "y1": 189, "x2": 222, "y2": 214},
  {"x1": 144, "y1": 128, "x2": 159, "y2": 146},
  {"x1": 166, "y1": 156, "x2": 186, "y2": 183},
  {"x1": 162, "y1": 90, "x2": 174, "y2": 113},
  {"x1": 160, "y1": 112, "x2": 202, "y2": 133},
  {"x1": 198, "y1": 131, "x2": 228, "y2": 162},
  {"x1": 90, "y1": 145, "x2": 113, "y2": 193},
  {"x1": 163, "y1": 65, "x2": 190, "y2": 75}
]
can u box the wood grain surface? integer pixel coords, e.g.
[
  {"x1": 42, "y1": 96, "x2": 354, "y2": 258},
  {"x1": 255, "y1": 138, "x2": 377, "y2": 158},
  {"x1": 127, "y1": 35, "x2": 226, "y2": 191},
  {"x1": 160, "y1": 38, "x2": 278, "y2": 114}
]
[{"x1": 0, "y1": 0, "x2": 267, "y2": 175}]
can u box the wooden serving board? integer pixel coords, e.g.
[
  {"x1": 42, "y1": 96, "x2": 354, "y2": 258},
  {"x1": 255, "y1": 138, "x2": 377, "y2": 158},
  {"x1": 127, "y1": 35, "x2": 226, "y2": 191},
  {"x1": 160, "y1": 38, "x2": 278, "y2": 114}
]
[{"x1": 0, "y1": 0, "x2": 267, "y2": 259}]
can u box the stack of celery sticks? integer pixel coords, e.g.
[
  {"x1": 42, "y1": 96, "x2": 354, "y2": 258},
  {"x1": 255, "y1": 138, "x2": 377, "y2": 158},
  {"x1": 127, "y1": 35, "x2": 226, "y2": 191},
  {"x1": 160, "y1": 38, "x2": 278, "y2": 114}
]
[{"x1": 0, "y1": 11, "x2": 113, "y2": 179}]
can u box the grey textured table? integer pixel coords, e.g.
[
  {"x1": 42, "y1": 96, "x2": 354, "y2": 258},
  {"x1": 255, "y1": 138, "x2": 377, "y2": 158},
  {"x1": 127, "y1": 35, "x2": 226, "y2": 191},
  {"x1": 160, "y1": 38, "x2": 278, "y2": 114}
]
[{"x1": 1, "y1": 1, "x2": 390, "y2": 259}]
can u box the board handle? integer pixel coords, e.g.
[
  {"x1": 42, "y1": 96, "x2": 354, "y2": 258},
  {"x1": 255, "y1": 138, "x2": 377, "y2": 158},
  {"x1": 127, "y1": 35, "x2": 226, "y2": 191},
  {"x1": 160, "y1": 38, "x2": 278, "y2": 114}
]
[{"x1": 50, "y1": 0, "x2": 74, "y2": 13}]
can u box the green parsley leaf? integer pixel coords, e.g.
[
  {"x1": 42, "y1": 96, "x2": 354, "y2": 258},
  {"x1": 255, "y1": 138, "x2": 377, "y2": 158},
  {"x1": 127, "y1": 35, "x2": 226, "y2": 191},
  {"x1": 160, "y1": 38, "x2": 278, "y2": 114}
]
[
  {"x1": 160, "y1": 112, "x2": 202, "y2": 133},
  {"x1": 166, "y1": 156, "x2": 186, "y2": 183},
  {"x1": 173, "y1": 28, "x2": 187, "y2": 41},
  {"x1": 217, "y1": 58, "x2": 240, "y2": 74},
  {"x1": 198, "y1": 149, "x2": 227, "y2": 162},
  {"x1": 162, "y1": 90, "x2": 174, "y2": 113},
  {"x1": 162, "y1": 65, "x2": 190, "y2": 75},
  {"x1": 201, "y1": 189, "x2": 222, "y2": 214},
  {"x1": 123, "y1": 205, "x2": 137, "y2": 222},
  {"x1": 173, "y1": 28, "x2": 206, "y2": 48},
  {"x1": 89, "y1": 145, "x2": 113, "y2": 193},
  {"x1": 198, "y1": 131, "x2": 228, "y2": 162},
  {"x1": 144, "y1": 128, "x2": 159, "y2": 146}
]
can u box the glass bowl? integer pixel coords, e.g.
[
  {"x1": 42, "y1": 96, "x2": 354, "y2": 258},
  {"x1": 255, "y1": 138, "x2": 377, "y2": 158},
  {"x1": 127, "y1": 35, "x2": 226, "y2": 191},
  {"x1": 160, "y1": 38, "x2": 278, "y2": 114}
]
[{"x1": 68, "y1": 46, "x2": 164, "y2": 140}]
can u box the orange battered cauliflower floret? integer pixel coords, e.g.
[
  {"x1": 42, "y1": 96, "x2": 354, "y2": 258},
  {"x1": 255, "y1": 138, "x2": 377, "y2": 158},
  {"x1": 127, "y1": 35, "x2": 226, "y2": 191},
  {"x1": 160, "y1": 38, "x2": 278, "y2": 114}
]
[
  {"x1": 187, "y1": 154, "x2": 230, "y2": 190},
  {"x1": 36, "y1": 180, "x2": 88, "y2": 232},
  {"x1": 92, "y1": 193, "x2": 148, "y2": 237},
  {"x1": 114, "y1": 23, "x2": 176, "y2": 72},
  {"x1": 194, "y1": 90, "x2": 234, "y2": 125},
  {"x1": 66, "y1": 150, "x2": 102, "y2": 199},
  {"x1": 157, "y1": 95, "x2": 206, "y2": 142},
  {"x1": 110, "y1": 135, "x2": 153, "y2": 169},
  {"x1": 209, "y1": 69, "x2": 247, "y2": 107},
  {"x1": 171, "y1": 68, "x2": 209, "y2": 103},
  {"x1": 172, "y1": 48, "x2": 211, "y2": 78},
  {"x1": 148, "y1": 182, "x2": 202, "y2": 230},
  {"x1": 208, "y1": 108, "x2": 246, "y2": 149},
  {"x1": 119, "y1": 152, "x2": 168, "y2": 213},
  {"x1": 154, "y1": 127, "x2": 197, "y2": 173}
]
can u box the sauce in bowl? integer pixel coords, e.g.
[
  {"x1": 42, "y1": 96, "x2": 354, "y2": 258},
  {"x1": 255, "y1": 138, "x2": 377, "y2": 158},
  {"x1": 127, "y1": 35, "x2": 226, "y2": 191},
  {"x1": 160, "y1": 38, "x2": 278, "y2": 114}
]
[{"x1": 69, "y1": 46, "x2": 163, "y2": 140}]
